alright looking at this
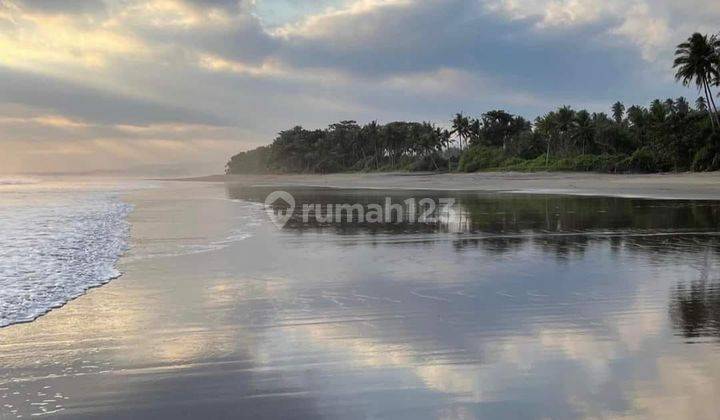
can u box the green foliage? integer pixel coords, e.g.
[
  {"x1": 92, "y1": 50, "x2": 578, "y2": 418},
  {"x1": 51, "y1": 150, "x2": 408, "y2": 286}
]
[
  {"x1": 456, "y1": 151, "x2": 675, "y2": 174},
  {"x1": 227, "y1": 97, "x2": 720, "y2": 174},
  {"x1": 225, "y1": 146, "x2": 273, "y2": 174},
  {"x1": 497, "y1": 154, "x2": 624, "y2": 172},
  {"x1": 622, "y1": 147, "x2": 672, "y2": 173},
  {"x1": 691, "y1": 135, "x2": 720, "y2": 171},
  {"x1": 458, "y1": 147, "x2": 506, "y2": 172},
  {"x1": 226, "y1": 121, "x2": 450, "y2": 174}
]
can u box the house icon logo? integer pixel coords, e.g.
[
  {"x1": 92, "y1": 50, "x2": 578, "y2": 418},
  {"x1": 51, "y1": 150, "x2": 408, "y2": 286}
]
[{"x1": 264, "y1": 191, "x2": 295, "y2": 228}]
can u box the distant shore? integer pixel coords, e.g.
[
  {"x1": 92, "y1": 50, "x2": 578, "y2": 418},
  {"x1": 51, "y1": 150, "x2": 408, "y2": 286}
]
[{"x1": 173, "y1": 171, "x2": 720, "y2": 200}]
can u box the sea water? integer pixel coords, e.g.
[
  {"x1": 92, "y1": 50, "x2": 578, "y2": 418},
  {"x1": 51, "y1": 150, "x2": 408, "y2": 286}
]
[{"x1": 0, "y1": 178, "x2": 133, "y2": 327}]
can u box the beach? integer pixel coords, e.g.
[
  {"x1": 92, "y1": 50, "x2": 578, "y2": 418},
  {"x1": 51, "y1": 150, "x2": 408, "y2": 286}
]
[
  {"x1": 2, "y1": 177, "x2": 720, "y2": 418},
  {"x1": 189, "y1": 171, "x2": 720, "y2": 200}
]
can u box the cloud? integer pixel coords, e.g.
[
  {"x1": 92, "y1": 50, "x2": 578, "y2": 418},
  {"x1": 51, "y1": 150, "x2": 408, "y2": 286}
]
[
  {"x1": 15, "y1": 0, "x2": 108, "y2": 14},
  {"x1": 0, "y1": 67, "x2": 225, "y2": 126},
  {"x1": 485, "y1": 0, "x2": 720, "y2": 61},
  {"x1": 272, "y1": 0, "x2": 660, "y2": 103},
  {"x1": 0, "y1": 0, "x2": 717, "y2": 173}
]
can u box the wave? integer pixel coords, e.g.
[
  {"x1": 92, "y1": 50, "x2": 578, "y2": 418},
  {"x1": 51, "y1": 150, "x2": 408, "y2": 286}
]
[{"x1": 0, "y1": 191, "x2": 132, "y2": 328}]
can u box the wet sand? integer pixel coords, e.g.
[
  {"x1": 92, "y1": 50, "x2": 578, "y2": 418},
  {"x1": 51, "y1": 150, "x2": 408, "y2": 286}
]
[
  {"x1": 185, "y1": 172, "x2": 720, "y2": 200},
  {"x1": 2, "y1": 181, "x2": 720, "y2": 418}
]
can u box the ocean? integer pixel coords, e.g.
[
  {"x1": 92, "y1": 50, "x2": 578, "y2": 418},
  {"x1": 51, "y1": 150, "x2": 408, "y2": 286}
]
[{"x1": 0, "y1": 178, "x2": 135, "y2": 327}]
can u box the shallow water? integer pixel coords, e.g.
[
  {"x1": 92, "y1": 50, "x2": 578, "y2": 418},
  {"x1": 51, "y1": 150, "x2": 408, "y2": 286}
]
[
  {"x1": 1, "y1": 182, "x2": 720, "y2": 419},
  {"x1": 0, "y1": 179, "x2": 134, "y2": 327}
]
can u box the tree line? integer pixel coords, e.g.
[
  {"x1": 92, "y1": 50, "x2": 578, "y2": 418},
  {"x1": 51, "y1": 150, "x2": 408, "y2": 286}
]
[{"x1": 227, "y1": 32, "x2": 720, "y2": 174}]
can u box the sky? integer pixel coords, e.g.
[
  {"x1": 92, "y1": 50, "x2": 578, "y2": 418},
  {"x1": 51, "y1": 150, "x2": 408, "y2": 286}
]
[{"x1": 1, "y1": 0, "x2": 719, "y2": 175}]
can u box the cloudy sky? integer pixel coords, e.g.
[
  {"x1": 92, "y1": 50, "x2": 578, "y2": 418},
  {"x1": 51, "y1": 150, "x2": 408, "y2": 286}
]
[{"x1": 1, "y1": 0, "x2": 719, "y2": 174}]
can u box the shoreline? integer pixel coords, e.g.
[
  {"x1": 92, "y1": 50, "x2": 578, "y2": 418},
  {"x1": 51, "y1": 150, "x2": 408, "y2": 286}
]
[{"x1": 171, "y1": 171, "x2": 720, "y2": 201}]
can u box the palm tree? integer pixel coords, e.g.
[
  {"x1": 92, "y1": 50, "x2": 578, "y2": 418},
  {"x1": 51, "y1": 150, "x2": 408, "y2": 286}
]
[
  {"x1": 674, "y1": 33, "x2": 720, "y2": 130},
  {"x1": 664, "y1": 98, "x2": 676, "y2": 114},
  {"x1": 650, "y1": 99, "x2": 668, "y2": 122},
  {"x1": 572, "y1": 110, "x2": 594, "y2": 154},
  {"x1": 627, "y1": 105, "x2": 648, "y2": 146},
  {"x1": 435, "y1": 127, "x2": 451, "y2": 152},
  {"x1": 554, "y1": 106, "x2": 576, "y2": 155},
  {"x1": 469, "y1": 118, "x2": 481, "y2": 146},
  {"x1": 697, "y1": 96, "x2": 708, "y2": 112},
  {"x1": 535, "y1": 112, "x2": 558, "y2": 166},
  {"x1": 481, "y1": 110, "x2": 514, "y2": 150},
  {"x1": 627, "y1": 105, "x2": 646, "y2": 126},
  {"x1": 451, "y1": 113, "x2": 471, "y2": 151},
  {"x1": 555, "y1": 106, "x2": 576, "y2": 132},
  {"x1": 612, "y1": 101, "x2": 625, "y2": 124},
  {"x1": 676, "y1": 97, "x2": 690, "y2": 116}
]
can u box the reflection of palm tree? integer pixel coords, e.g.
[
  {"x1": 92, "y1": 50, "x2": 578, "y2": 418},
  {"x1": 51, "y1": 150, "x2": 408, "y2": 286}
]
[
  {"x1": 669, "y1": 255, "x2": 720, "y2": 339},
  {"x1": 673, "y1": 33, "x2": 720, "y2": 130},
  {"x1": 670, "y1": 280, "x2": 720, "y2": 339}
]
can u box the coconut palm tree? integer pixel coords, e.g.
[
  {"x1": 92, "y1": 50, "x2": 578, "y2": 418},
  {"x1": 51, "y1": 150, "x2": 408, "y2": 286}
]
[
  {"x1": 676, "y1": 97, "x2": 690, "y2": 116},
  {"x1": 554, "y1": 106, "x2": 576, "y2": 155},
  {"x1": 673, "y1": 33, "x2": 720, "y2": 130},
  {"x1": 535, "y1": 112, "x2": 558, "y2": 165},
  {"x1": 612, "y1": 101, "x2": 625, "y2": 124},
  {"x1": 650, "y1": 99, "x2": 668, "y2": 122},
  {"x1": 572, "y1": 110, "x2": 594, "y2": 154},
  {"x1": 664, "y1": 98, "x2": 676, "y2": 114},
  {"x1": 697, "y1": 96, "x2": 708, "y2": 112},
  {"x1": 451, "y1": 113, "x2": 471, "y2": 151},
  {"x1": 480, "y1": 110, "x2": 514, "y2": 149},
  {"x1": 555, "y1": 106, "x2": 576, "y2": 132},
  {"x1": 469, "y1": 118, "x2": 481, "y2": 146}
]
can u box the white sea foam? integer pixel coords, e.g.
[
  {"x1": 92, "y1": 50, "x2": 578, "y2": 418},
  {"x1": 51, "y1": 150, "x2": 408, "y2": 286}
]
[{"x1": 0, "y1": 187, "x2": 132, "y2": 328}]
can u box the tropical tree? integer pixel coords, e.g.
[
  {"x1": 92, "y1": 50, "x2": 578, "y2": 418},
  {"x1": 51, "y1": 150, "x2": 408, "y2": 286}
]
[
  {"x1": 479, "y1": 110, "x2": 514, "y2": 150},
  {"x1": 650, "y1": 99, "x2": 668, "y2": 123},
  {"x1": 626, "y1": 105, "x2": 648, "y2": 147},
  {"x1": 696, "y1": 96, "x2": 708, "y2": 112},
  {"x1": 535, "y1": 112, "x2": 558, "y2": 165},
  {"x1": 451, "y1": 113, "x2": 471, "y2": 151},
  {"x1": 572, "y1": 110, "x2": 594, "y2": 154},
  {"x1": 612, "y1": 102, "x2": 625, "y2": 124},
  {"x1": 676, "y1": 97, "x2": 690, "y2": 116},
  {"x1": 468, "y1": 118, "x2": 481, "y2": 145},
  {"x1": 664, "y1": 98, "x2": 676, "y2": 114},
  {"x1": 673, "y1": 32, "x2": 720, "y2": 130}
]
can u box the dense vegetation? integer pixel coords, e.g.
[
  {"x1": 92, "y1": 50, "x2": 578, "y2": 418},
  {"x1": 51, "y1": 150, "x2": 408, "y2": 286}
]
[{"x1": 227, "y1": 32, "x2": 720, "y2": 174}]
